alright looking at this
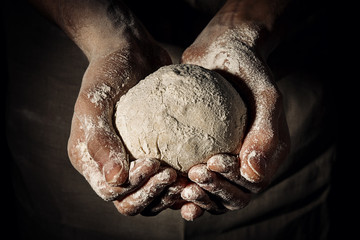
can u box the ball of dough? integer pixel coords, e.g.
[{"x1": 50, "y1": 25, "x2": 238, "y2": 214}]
[{"x1": 115, "y1": 64, "x2": 247, "y2": 172}]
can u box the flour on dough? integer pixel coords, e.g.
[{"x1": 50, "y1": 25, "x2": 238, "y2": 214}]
[{"x1": 115, "y1": 64, "x2": 247, "y2": 172}]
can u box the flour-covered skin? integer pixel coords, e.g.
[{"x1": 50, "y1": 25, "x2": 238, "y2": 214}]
[
  {"x1": 29, "y1": 0, "x2": 178, "y2": 216},
  {"x1": 181, "y1": 0, "x2": 291, "y2": 220},
  {"x1": 189, "y1": 164, "x2": 251, "y2": 210},
  {"x1": 181, "y1": 183, "x2": 224, "y2": 213},
  {"x1": 30, "y1": 0, "x2": 291, "y2": 221},
  {"x1": 114, "y1": 167, "x2": 177, "y2": 216},
  {"x1": 182, "y1": 24, "x2": 289, "y2": 185},
  {"x1": 180, "y1": 203, "x2": 204, "y2": 222},
  {"x1": 141, "y1": 176, "x2": 189, "y2": 216}
]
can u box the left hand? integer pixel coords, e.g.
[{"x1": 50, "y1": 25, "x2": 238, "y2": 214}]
[{"x1": 179, "y1": 7, "x2": 291, "y2": 220}]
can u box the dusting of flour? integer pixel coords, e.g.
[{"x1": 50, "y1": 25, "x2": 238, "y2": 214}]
[
  {"x1": 186, "y1": 24, "x2": 283, "y2": 182},
  {"x1": 75, "y1": 140, "x2": 117, "y2": 200},
  {"x1": 115, "y1": 64, "x2": 247, "y2": 172},
  {"x1": 87, "y1": 83, "x2": 112, "y2": 107}
]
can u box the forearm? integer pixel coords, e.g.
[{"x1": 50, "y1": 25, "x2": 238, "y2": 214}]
[
  {"x1": 28, "y1": 0, "x2": 147, "y2": 60},
  {"x1": 212, "y1": 0, "x2": 290, "y2": 57},
  {"x1": 217, "y1": 0, "x2": 288, "y2": 29}
]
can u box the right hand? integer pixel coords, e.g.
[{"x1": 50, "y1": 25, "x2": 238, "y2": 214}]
[
  {"x1": 178, "y1": 0, "x2": 291, "y2": 220},
  {"x1": 67, "y1": 37, "x2": 178, "y2": 216}
]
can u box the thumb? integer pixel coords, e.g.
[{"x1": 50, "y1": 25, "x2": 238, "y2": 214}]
[
  {"x1": 68, "y1": 89, "x2": 130, "y2": 187},
  {"x1": 239, "y1": 128, "x2": 270, "y2": 184},
  {"x1": 86, "y1": 123, "x2": 129, "y2": 186},
  {"x1": 239, "y1": 99, "x2": 290, "y2": 188}
]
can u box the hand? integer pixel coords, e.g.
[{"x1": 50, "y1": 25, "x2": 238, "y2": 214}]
[
  {"x1": 67, "y1": 37, "x2": 178, "y2": 215},
  {"x1": 180, "y1": 4, "x2": 290, "y2": 220},
  {"x1": 139, "y1": 176, "x2": 190, "y2": 217},
  {"x1": 29, "y1": 0, "x2": 178, "y2": 215}
]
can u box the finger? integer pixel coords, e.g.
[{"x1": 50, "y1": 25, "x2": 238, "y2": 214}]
[
  {"x1": 238, "y1": 86, "x2": 291, "y2": 184},
  {"x1": 208, "y1": 154, "x2": 260, "y2": 194},
  {"x1": 181, "y1": 183, "x2": 224, "y2": 213},
  {"x1": 141, "y1": 176, "x2": 188, "y2": 216},
  {"x1": 68, "y1": 117, "x2": 127, "y2": 200},
  {"x1": 207, "y1": 154, "x2": 242, "y2": 185},
  {"x1": 181, "y1": 203, "x2": 204, "y2": 221},
  {"x1": 84, "y1": 116, "x2": 129, "y2": 186},
  {"x1": 189, "y1": 165, "x2": 251, "y2": 210},
  {"x1": 239, "y1": 106, "x2": 290, "y2": 188},
  {"x1": 70, "y1": 91, "x2": 130, "y2": 186},
  {"x1": 68, "y1": 143, "x2": 158, "y2": 201},
  {"x1": 128, "y1": 158, "x2": 161, "y2": 186},
  {"x1": 114, "y1": 167, "x2": 177, "y2": 216},
  {"x1": 73, "y1": 80, "x2": 132, "y2": 185},
  {"x1": 108, "y1": 158, "x2": 161, "y2": 202},
  {"x1": 239, "y1": 129, "x2": 270, "y2": 184}
]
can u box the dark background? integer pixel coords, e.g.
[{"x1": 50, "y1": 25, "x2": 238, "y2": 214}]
[{"x1": 2, "y1": 0, "x2": 349, "y2": 238}]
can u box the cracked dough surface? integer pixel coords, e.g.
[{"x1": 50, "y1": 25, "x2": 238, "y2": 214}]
[{"x1": 115, "y1": 64, "x2": 247, "y2": 172}]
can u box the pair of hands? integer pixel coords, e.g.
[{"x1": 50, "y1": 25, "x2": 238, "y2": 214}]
[{"x1": 67, "y1": 13, "x2": 290, "y2": 221}]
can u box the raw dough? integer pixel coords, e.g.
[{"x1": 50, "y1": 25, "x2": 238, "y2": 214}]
[{"x1": 115, "y1": 64, "x2": 247, "y2": 172}]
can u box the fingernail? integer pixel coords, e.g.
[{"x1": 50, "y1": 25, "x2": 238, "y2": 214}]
[{"x1": 103, "y1": 162, "x2": 127, "y2": 186}]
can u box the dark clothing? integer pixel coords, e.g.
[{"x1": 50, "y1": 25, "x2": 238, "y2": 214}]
[{"x1": 4, "y1": 0, "x2": 336, "y2": 239}]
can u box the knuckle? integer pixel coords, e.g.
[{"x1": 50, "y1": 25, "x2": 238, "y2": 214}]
[
  {"x1": 114, "y1": 202, "x2": 137, "y2": 216},
  {"x1": 188, "y1": 165, "x2": 211, "y2": 184}
]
